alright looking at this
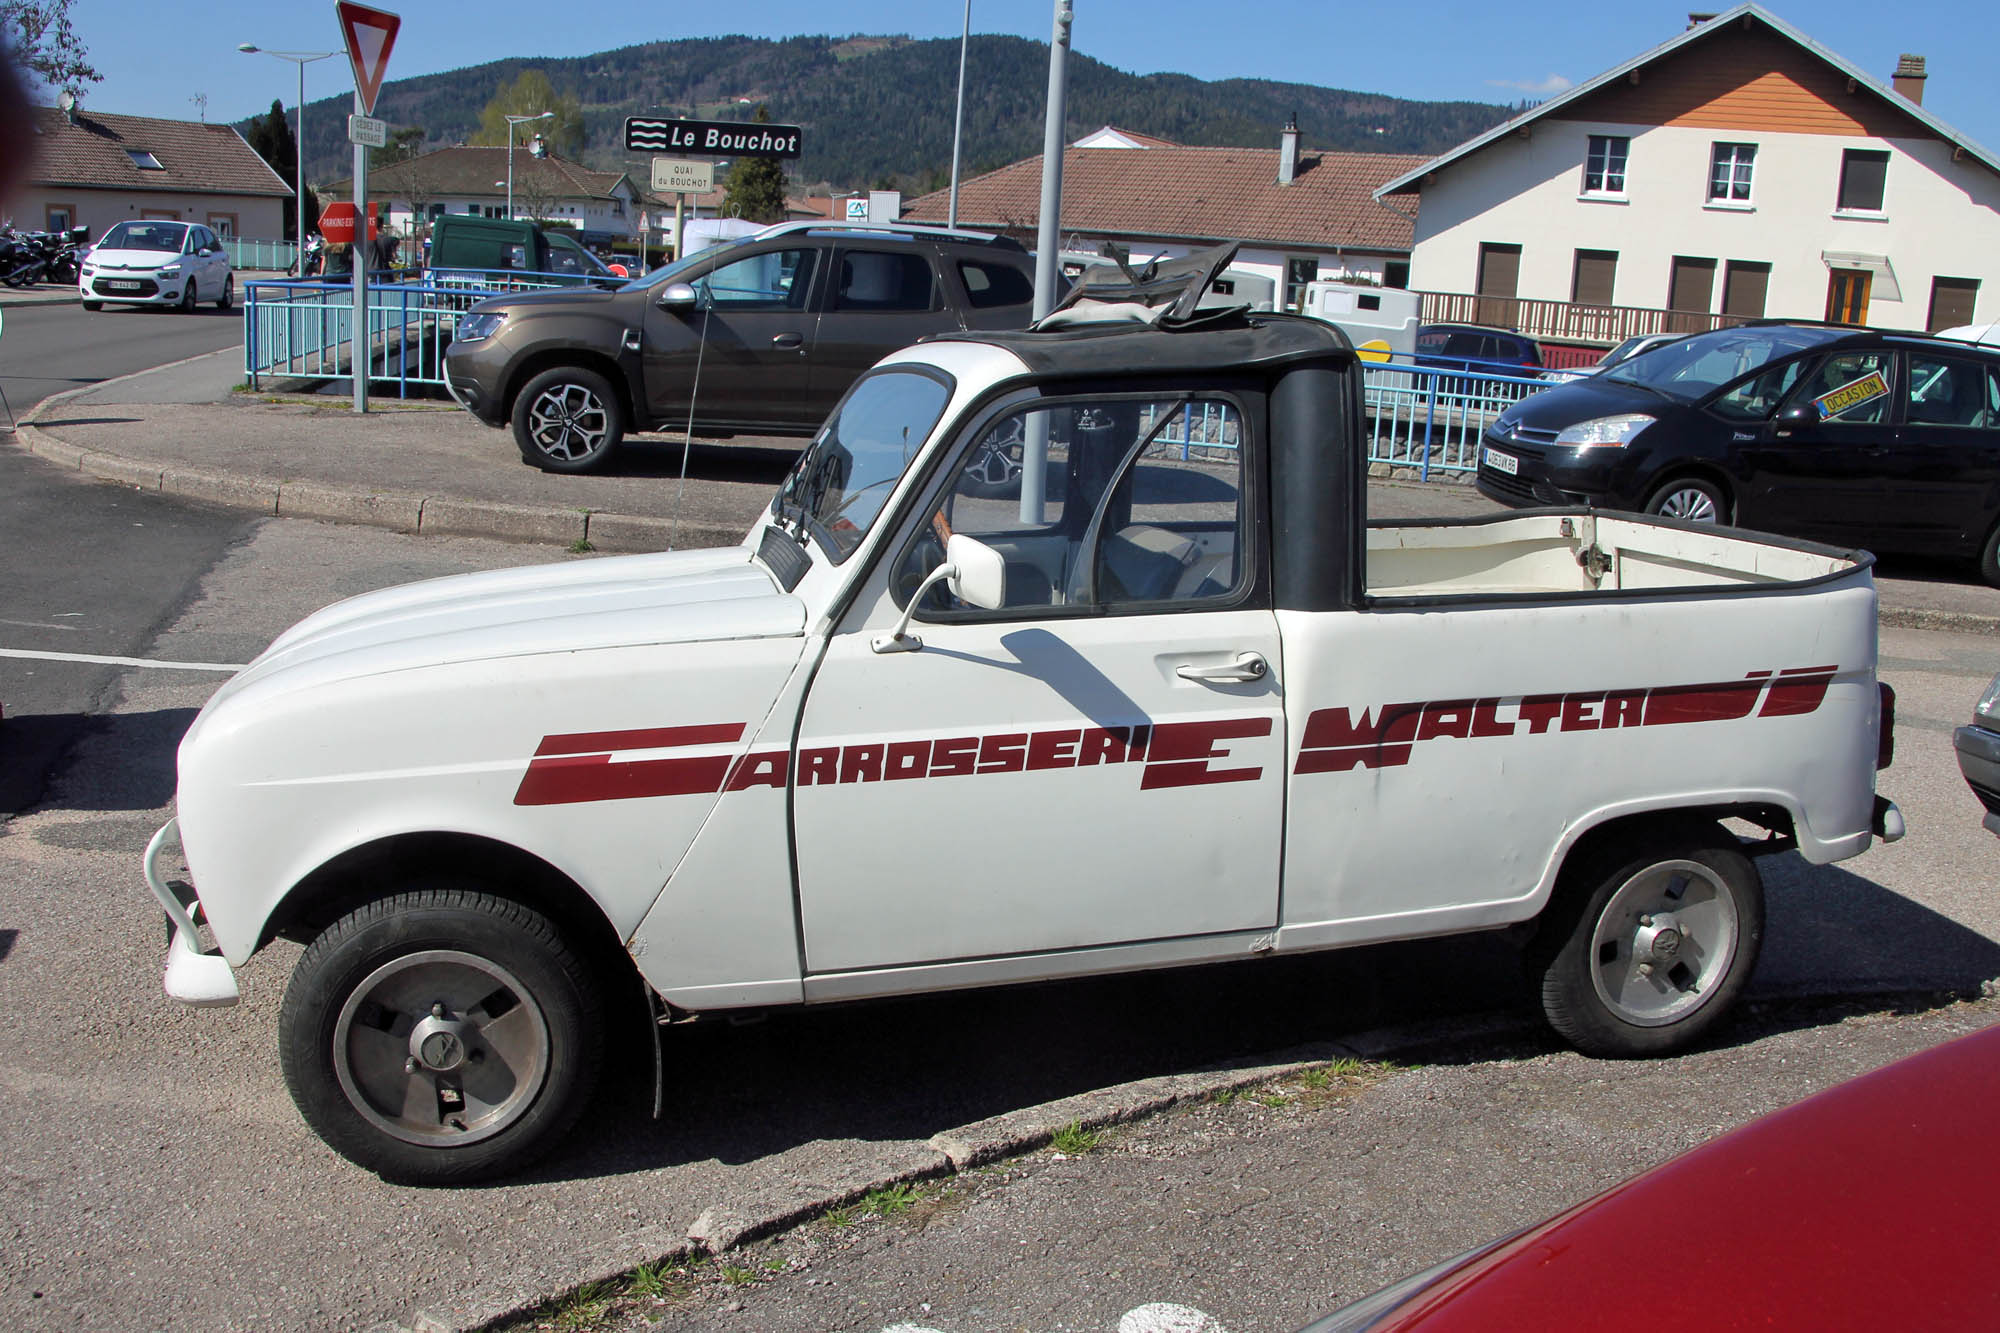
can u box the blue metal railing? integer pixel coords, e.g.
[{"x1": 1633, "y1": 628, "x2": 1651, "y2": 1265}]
[
  {"x1": 242, "y1": 267, "x2": 591, "y2": 395},
  {"x1": 223, "y1": 237, "x2": 299, "y2": 273},
  {"x1": 239, "y1": 286, "x2": 1555, "y2": 478},
  {"x1": 1360, "y1": 358, "x2": 1550, "y2": 479}
]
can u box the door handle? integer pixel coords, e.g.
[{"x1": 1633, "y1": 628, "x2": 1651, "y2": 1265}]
[
  {"x1": 1175, "y1": 652, "x2": 1269, "y2": 684},
  {"x1": 771, "y1": 332, "x2": 804, "y2": 349}
]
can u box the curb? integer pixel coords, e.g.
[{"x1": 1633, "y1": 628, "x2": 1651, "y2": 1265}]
[{"x1": 391, "y1": 1009, "x2": 1542, "y2": 1333}]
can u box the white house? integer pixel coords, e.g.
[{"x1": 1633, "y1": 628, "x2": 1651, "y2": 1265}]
[
  {"x1": 331, "y1": 146, "x2": 650, "y2": 248},
  {"x1": 1375, "y1": 5, "x2": 2000, "y2": 345}
]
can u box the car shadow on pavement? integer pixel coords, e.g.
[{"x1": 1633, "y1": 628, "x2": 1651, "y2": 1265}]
[
  {"x1": 0, "y1": 706, "x2": 194, "y2": 817},
  {"x1": 511, "y1": 856, "x2": 2000, "y2": 1188},
  {"x1": 590, "y1": 436, "x2": 799, "y2": 485}
]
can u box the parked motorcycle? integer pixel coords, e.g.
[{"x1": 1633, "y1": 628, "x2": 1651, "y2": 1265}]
[{"x1": 291, "y1": 233, "x2": 324, "y2": 277}]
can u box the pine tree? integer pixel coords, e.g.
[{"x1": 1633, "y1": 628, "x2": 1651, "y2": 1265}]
[
  {"x1": 722, "y1": 104, "x2": 788, "y2": 223},
  {"x1": 244, "y1": 100, "x2": 319, "y2": 238}
]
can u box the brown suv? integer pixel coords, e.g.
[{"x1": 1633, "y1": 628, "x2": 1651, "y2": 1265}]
[{"x1": 443, "y1": 221, "x2": 1041, "y2": 472}]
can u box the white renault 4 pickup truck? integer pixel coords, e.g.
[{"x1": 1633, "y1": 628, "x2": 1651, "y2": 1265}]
[{"x1": 144, "y1": 248, "x2": 1902, "y2": 1183}]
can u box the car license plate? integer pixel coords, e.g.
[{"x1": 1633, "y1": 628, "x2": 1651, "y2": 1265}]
[
  {"x1": 1483, "y1": 447, "x2": 1519, "y2": 476},
  {"x1": 106, "y1": 280, "x2": 142, "y2": 291}
]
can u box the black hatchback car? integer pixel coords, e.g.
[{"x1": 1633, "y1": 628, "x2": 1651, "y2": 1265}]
[{"x1": 1476, "y1": 323, "x2": 2000, "y2": 581}]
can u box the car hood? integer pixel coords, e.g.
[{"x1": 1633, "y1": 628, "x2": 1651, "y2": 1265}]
[
  {"x1": 199, "y1": 545, "x2": 800, "y2": 714},
  {"x1": 1500, "y1": 376, "x2": 1677, "y2": 431},
  {"x1": 467, "y1": 285, "x2": 625, "y2": 316},
  {"x1": 86, "y1": 246, "x2": 188, "y2": 270}
]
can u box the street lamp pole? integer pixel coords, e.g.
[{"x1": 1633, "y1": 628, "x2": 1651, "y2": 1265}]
[
  {"x1": 506, "y1": 111, "x2": 554, "y2": 221},
  {"x1": 238, "y1": 44, "x2": 335, "y2": 274}
]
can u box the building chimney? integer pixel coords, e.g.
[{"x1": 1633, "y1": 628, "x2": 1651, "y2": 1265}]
[
  {"x1": 1892, "y1": 54, "x2": 1926, "y2": 105},
  {"x1": 1278, "y1": 114, "x2": 1299, "y2": 185},
  {"x1": 1686, "y1": 11, "x2": 1717, "y2": 28}
]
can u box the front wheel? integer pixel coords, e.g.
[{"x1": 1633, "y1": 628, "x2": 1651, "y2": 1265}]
[
  {"x1": 178, "y1": 279, "x2": 198, "y2": 314},
  {"x1": 512, "y1": 366, "x2": 625, "y2": 473},
  {"x1": 278, "y1": 885, "x2": 606, "y2": 1184},
  {"x1": 1644, "y1": 476, "x2": 1727, "y2": 525},
  {"x1": 1532, "y1": 822, "x2": 1763, "y2": 1057},
  {"x1": 216, "y1": 274, "x2": 233, "y2": 311},
  {"x1": 81, "y1": 299, "x2": 101, "y2": 312}
]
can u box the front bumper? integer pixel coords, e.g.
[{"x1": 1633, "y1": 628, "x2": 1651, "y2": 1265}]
[
  {"x1": 441, "y1": 346, "x2": 507, "y2": 425},
  {"x1": 1953, "y1": 722, "x2": 2000, "y2": 836},
  {"x1": 143, "y1": 818, "x2": 240, "y2": 1006},
  {"x1": 82, "y1": 273, "x2": 190, "y2": 305},
  {"x1": 1474, "y1": 429, "x2": 1631, "y2": 509}
]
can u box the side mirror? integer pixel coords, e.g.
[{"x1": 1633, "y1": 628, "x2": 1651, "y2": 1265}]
[
  {"x1": 872, "y1": 533, "x2": 1007, "y2": 654},
  {"x1": 1777, "y1": 403, "x2": 1813, "y2": 423},
  {"x1": 657, "y1": 282, "x2": 699, "y2": 312}
]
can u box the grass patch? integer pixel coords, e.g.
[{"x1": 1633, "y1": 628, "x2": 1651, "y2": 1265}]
[
  {"x1": 720, "y1": 1264, "x2": 758, "y2": 1287},
  {"x1": 861, "y1": 1182, "x2": 921, "y2": 1217},
  {"x1": 1252, "y1": 1090, "x2": 1289, "y2": 1108},
  {"x1": 1050, "y1": 1120, "x2": 1101, "y2": 1155},
  {"x1": 551, "y1": 1281, "x2": 610, "y2": 1330},
  {"x1": 567, "y1": 537, "x2": 595, "y2": 554}
]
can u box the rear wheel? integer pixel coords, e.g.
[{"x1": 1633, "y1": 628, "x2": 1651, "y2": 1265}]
[
  {"x1": 513, "y1": 366, "x2": 625, "y2": 473},
  {"x1": 1532, "y1": 822, "x2": 1762, "y2": 1057},
  {"x1": 278, "y1": 884, "x2": 606, "y2": 1184},
  {"x1": 1644, "y1": 476, "x2": 1727, "y2": 524}
]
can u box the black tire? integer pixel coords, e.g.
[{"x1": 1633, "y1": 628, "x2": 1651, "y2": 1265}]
[
  {"x1": 1531, "y1": 821, "x2": 1763, "y2": 1058},
  {"x1": 178, "y1": 279, "x2": 198, "y2": 314},
  {"x1": 512, "y1": 366, "x2": 625, "y2": 473},
  {"x1": 216, "y1": 274, "x2": 233, "y2": 311},
  {"x1": 81, "y1": 300, "x2": 100, "y2": 312},
  {"x1": 1644, "y1": 476, "x2": 1727, "y2": 525},
  {"x1": 1977, "y1": 521, "x2": 2000, "y2": 588},
  {"x1": 278, "y1": 884, "x2": 606, "y2": 1185}
]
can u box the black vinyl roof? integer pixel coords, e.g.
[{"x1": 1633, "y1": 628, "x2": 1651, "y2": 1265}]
[{"x1": 928, "y1": 311, "x2": 1356, "y2": 379}]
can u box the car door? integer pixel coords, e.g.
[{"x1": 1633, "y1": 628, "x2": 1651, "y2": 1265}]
[
  {"x1": 792, "y1": 389, "x2": 1285, "y2": 975},
  {"x1": 642, "y1": 243, "x2": 822, "y2": 431},
  {"x1": 804, "y1": 245, "x2": 955, "y2": 412},
  {"x1": 1733, "y1": 349, "x2": 1899, "y2": 542},
  {"x1": 1891, "y1": 352, "x2": 2000, "y2": 555}
]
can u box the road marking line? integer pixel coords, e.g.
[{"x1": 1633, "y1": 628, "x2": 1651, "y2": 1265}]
[{"x1": 0, "y1": 647, "x2": 244, "y2": 672}]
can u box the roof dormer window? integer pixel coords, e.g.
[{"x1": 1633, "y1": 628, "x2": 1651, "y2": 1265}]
[{"x1": 126, "y1": 149, "x2": 165, "y2": 170}]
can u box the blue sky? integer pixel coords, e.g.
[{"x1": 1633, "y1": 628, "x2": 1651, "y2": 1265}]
[{"x1": 59, "y1": 0, "x2": 2000, "y2": 154}]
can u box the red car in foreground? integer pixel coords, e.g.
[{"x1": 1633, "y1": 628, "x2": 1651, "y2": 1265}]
[{"x1": 1304, "y1": 1023, "x2": 2000, "y2": 1331}]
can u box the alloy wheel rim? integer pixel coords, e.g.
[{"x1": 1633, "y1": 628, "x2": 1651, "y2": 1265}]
[
  {"x1": 1589, "y1": 858, "x2": 1739, "y2": 1027},
  {"x1": 332, "y1": 949, "x2": 552, "y2": 1147},
  {"x1": 529, "y1": 384, "x2": 608, "y2": 462},
  {"x1": 1659, "y1": 487, "x2": 1719, "y2": 523}
]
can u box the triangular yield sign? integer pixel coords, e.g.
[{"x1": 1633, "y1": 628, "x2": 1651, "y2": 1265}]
[{"x1": 335, "y1": 1, "x2": 400, "y2": 117}]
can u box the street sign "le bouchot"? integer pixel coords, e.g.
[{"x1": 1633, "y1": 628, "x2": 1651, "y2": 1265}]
[{"x1": 624, "y1": 117, "x2": 804, "y2": 160}]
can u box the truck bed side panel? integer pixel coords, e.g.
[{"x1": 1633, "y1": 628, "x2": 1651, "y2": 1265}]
[{"x1": 1274, "y1": 577, "x2": 1880, "y2": 947}]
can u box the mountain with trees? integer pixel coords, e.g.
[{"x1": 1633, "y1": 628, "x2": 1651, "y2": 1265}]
[{"x1": 248, "y1": 33, "x2": 1511, "y2": 195}]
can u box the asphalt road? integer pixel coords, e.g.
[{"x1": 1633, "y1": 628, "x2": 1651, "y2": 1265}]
[
  {"x1": 0, "y1": 489, "x2": 1995, "y2": 1333},
  {"x1": 0, "y1": 302, "x2": 257, "y2": 815}
]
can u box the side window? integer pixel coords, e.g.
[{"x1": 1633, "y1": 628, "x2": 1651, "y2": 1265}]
[
  {"x1": 1711, "y1": 358, "x2": 1807, "y2": 421},
  {"x1": 902, "y1": 397, "x2": 1248, "y2": 614},
  {"x1": 1788, "y1": 351, "x2": 1894, "y2": 426},
  {"x1": 1906, "y1": 356, "x2": 1992, "y2": 428},
  {"x1": 699, "y1": 248, "x2": 816, "y2": 310},
  {"x1": 1443, "y1": 333, "x2": 1484, "y2": 359},
  {"x1": 545, "y1": 248, "x2": 585, "y2": 276},
  {"x1": 957, "y1": 259, "x2": 1034, "y2": 309},
  {"x1": 833, "y1": 250, "x2": 935, "y2": 312}
]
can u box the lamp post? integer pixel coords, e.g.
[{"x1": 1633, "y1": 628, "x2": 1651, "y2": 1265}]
[
  {"x1": 506, "y1": 111, "x2": 554, "y2": 221},
  {"x1": 237, "y1": 44, "x2": 335, "y2": 274}
]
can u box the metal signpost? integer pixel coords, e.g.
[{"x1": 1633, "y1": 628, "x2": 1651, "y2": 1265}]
[
  {"x1": 649, "y1": 157, "x2": 715, "y2": 264},
  {"x1": 335, "y1": 1, "x2": 400, "y2": 414}
]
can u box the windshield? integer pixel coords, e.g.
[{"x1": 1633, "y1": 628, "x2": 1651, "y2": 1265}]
[
  {"x1": 101, "y1": 221, "x2": 187, "y2": 253},
  {"x1": 1601, "y1": 325, "x2": 1844, "y2": 401},
  {"x1": 624, "y1": 235, "x2": 762, "y2": 292},
  {"x1": 773, "y1": 368, "x2": 953, "y2": 563}
]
